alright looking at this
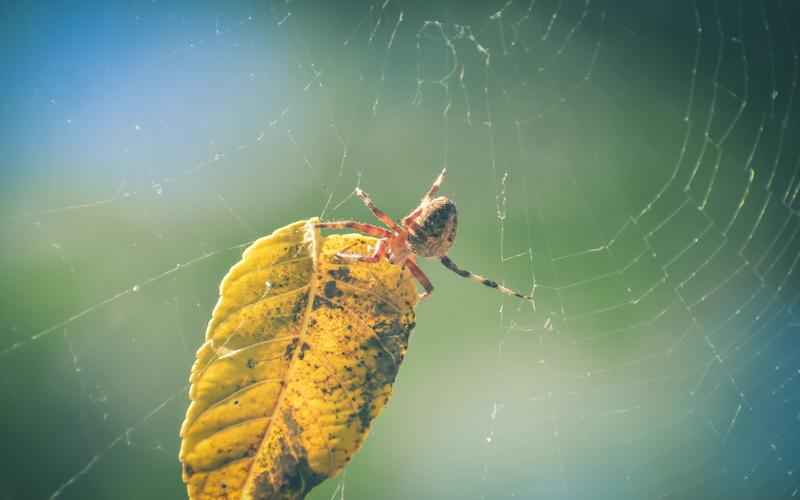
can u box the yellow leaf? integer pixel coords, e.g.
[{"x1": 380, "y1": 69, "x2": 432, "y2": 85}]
[{"x1": 179, "y1": 218, "x2": 418, "y2": 499}]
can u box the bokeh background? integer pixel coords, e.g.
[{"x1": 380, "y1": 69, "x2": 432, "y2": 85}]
[{"x1": 2, "y1": 1, "x2": 800, "y2": 499}]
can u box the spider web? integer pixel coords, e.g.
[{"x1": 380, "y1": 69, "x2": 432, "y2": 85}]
[{"x1": 2, "y1": 0, "x2": 800, "y2": 499}]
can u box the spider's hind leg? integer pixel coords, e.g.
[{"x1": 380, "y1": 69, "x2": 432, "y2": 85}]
[{"x1": 440, "y1": 256, "x2": 534, "y2": 302}]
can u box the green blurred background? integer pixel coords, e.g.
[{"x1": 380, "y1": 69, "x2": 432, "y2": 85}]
[{"x1": 2, "y1": 1, "x2": 800, "y2": 499}]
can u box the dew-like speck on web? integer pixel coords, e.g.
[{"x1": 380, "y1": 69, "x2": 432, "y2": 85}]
[
  {"x1": 261, "y1": 281, "x2": 273, "y2": 299},
  {"x1": 490, "y1": 402, "x2": 501, "y2": 420}
]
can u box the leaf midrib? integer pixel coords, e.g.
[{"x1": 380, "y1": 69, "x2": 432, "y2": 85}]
[{"x1": 240, "y1": 221, "x2": 320, "y2": 498}]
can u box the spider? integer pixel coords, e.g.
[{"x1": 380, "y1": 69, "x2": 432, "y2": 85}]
[{"x1": 316, "y1": 169, "x2": 534, "y2": 302}]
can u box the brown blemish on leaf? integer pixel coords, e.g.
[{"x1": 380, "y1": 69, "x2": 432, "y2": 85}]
[
  {"x1": 323, "y1": 280, "x2": 343, "y2": 299},
  {"x1": 328, "y1": 266, "x2": 353, "y2": 282},
  {"x1": 290, "y1": 295, "x2": 308, "y2": 322},
  {"x1": 283, "y1": 410, "x2": 302, "y2": 437},
  {"x1": 256, "y1": 437, "x2": 325, "y2": 500},
  {"x1": 298, "y1": 342, "x2": 311, "y2": 361},
  {"x1": 347, "y1": 318, "x2": 415, "y2": 431},
  {"x1": 253, "y1": 472, "x2": 276, "y2": 499},
  {"x1": 373, "y1": 301, "x2": 394, "y2": 315},
  {"x1": 283, "y1": 338, "x2": 300, "y2": 360},
  {"x1": 312, "y1": 295, "x2": 342, "y2": 311}
]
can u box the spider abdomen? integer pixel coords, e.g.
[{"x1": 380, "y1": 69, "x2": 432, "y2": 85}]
[{"x1": 407, "y1": 197, "x2": 458, "y2": 257}]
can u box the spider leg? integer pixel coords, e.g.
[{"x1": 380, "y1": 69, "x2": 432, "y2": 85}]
[
  {"x1": 402, "y1": 168, "x2": 447, "y2": 226},
  {"x1": 335, "y1": 238, "x2": 387, "y2": 263},
  {"x1": 401, "y1": 207, "x2": 422, "y2": 227},
  {"x1": 315, "y1": 220, "x2": 392, "y2": 238},
  {"x1": 355, "y1": 188, "x2": 402, "y2": 232},
  {"x1": 423, "y1": 167, "x2": 447, "y2": 200},
  {"x1": 404, "y1": 259, "x2": 434, "y2": 301},
  {"x1": 440, "y1": 256, "x2": 533, "y2": 300}
]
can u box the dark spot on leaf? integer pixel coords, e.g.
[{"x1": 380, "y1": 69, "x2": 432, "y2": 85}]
[
  {"x1": 299, "y1": 342, "x2": 311, "y2": 360},
  {"x1": 253, "y1": 472, "x2": 275, "y2": 498},
  {"x1": 313, "y1": 295, "x2": 341, "y2": 310},
  {"x1": 290, "y1": 295, "x2": 308, "y2": 321},
  {"x1": 283, "y1": 338, "x2": 299, "y2": 360},
  {"x1": 323, "y1": 280, "x2": 343, "y2": 299},
  {"x1": 356, "y1": 402, "x2": 373, "y2": 431},
  {"x1": 373, "y1": 301, "x2": 393, "y2": 315},
  {"x1": 364, "y1": 338, "x2": 397, "y2": 381},
  {"x1": 283, "y1": 409, "x2": 303, "y2": 437},
  {"x1": 328, "y1": 266, "x2": 353, "y2": 282},
  {"x1": 262, "y1": 438, "x2": 326, "y2": 499},
  {"x1": 347, "y1": 318, "x2": 416, "y2": 431},
  {"x1": 373, "y1": 318, "x2": 413, "y2": 344},
  {"x1": 247, "y1": 358, "x2": 257, "y2": 369}
]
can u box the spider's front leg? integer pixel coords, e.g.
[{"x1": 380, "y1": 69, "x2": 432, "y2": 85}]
[
  {"x1": 402, "y1": 168, "x2": 447, "y2": 227},
  {"x1": 423, "y1": 167, "x2": 447, "y2": 200},
  {"x1": 335, "y1": 238, "x2": 388, "y2": 264},
  {"x1": 315, "y1": 220, "x2": 392, "y2": 238},
  {"x1": 316, "y1": 220, "x2": 393, "y2": 263},
  {"x1": 354, "y1": 188, "x2": 402, "y2": 232}
]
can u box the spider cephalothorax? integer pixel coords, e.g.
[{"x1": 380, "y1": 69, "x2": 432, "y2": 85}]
[
  {"x1": 316, "y1": 169, "x2": 533, "y2": 301},
  {"x1": 406, "y1": 196, "x2": 458, "y2": 257}
]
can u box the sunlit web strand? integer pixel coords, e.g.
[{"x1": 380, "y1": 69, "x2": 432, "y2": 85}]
[
  {"x1": 48, "y1": 387, "x2": 186, "y2": 500},
  {"x1": 0, "y1": 241, "x2": 253, "y2": 357}
]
